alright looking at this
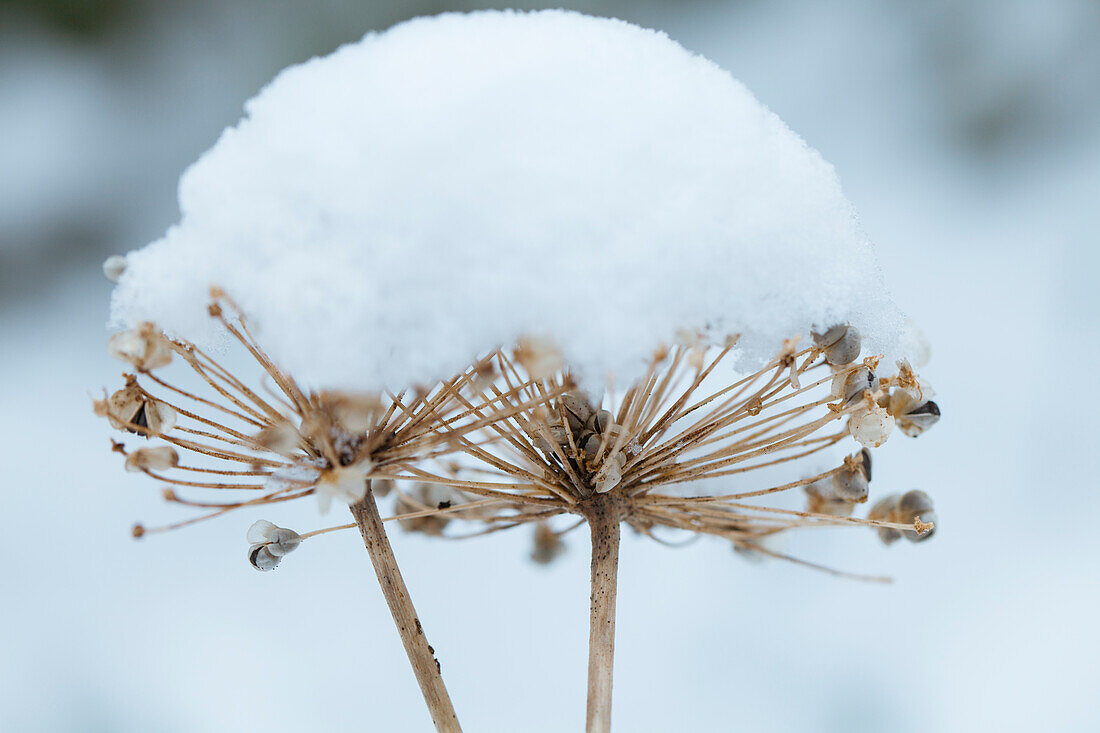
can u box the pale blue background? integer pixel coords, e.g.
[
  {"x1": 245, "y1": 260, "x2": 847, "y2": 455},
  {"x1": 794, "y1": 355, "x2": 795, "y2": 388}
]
[{"x1": 2, "y1": 1, "x2": 1097, "y2": 730}]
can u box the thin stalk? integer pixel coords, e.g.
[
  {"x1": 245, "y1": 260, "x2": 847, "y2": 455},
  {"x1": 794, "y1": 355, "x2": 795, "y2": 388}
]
[
  {"x1": 585, "y1": 496, "x2": 621, "y2": 733},
  {"x1": 349, "y1": 481, "x2": 462, "y2": 733}
]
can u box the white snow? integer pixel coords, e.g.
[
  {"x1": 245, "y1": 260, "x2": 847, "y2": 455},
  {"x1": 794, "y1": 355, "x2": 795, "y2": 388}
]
[{"x1": 109, "y1": 9, "x2": 906, "y2": 391}]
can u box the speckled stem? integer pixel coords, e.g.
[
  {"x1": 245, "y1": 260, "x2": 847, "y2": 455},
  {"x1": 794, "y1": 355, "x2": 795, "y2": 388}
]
[
  {"x1": 350, "y1": 481, "x2": 462, "y2": 733},
  {"x1": 584, "y1": 495, "x2": 621, "y2": 733}
]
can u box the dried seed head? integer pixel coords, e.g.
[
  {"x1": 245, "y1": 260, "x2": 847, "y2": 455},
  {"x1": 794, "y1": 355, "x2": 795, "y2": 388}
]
[
  {"x1": 813, "y1": 324, "x2": 861, "y2": 365},
  {"x1": 531, "y1": 522, "x2": 565, "y2": 565},
  {"x1": 107, "y1": 322, "x2": 173, "y2": 371},
  {"x1": 124, "y1": 446, "x2": 180, "y2": 473},
  {"x1": 102, "y1": 254, "x2": 128, "y2": 282},
  {"x1": 315, "y1": 463, "x2": 371, "y2": 513},
  {"x1": 102, "y1": 385, "x2": 177, "y2": 436},
  {"x1": 848, "y1": 396, "x2": 894, "y2": 448}
]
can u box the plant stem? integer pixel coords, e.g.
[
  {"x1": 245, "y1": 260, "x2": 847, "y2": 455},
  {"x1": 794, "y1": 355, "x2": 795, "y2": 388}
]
[
  {"x1": 349, "y1": 481, "x2": 462, "y2": 733},
  {"x1": 585, "y1": 496, "x2": 621, "y2": 733}
]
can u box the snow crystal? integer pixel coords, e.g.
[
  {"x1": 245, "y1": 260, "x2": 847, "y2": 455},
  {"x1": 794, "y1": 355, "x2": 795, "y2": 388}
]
[{"x1": 109, "y1": 9, "x2": 906, "y2": 391}]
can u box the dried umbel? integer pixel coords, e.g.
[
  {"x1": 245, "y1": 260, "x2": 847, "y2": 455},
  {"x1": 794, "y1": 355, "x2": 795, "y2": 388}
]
[{"x1": 96, "y1": 296, "x2": 534, "y2": 536}]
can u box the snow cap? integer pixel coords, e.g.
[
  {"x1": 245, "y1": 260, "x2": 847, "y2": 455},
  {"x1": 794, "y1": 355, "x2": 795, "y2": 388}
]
[{"x1": 110, "y1": 9, "x2": 905, "y2": 391}]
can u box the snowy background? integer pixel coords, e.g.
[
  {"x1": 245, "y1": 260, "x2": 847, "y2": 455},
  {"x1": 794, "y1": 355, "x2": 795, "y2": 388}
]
[{"x1": 2, "y1": 1, "x2": 1097, "y2": 731}]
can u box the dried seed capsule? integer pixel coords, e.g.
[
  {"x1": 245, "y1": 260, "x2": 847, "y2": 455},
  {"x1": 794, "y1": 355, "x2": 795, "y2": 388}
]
[
  {"x1": 831, "y1": 365, "x2": 878, "y2": 406},
  {"x1": 848, "y1": 399, "x2": 894, "y2": 448},
  {"x1": 813, "y1": 324, "x2": 861, "y2": 365},
  {"x1": 897, "y1": 490, "x2": 937, "y2": 543},
  {"x1": 897, "y1": 400, "x2": 941, "y2": 438},
  {"x1": 531, "y1": 522, "x2": 565, "y2": 565},
  {"x1": 249, "y1": 544, "x2": 282, "y2": 571},
  {"x1": 102, "y1": 254, "x2": 127, "y2": 282},
  {"x1": 804, "y1": 480, "x2": 854, "y2": 517},
  {"x1": 868, "y1": 494, "x2": 903, "y2": 545},
  {"x1": 246, "y1": 520, "x2": 302, "y2": 557},
  {"x1": 831, "y1": 450, "x2": 871, "y2": 503},
  {"x1": 595, "y1": 459, "x2": 622, "y2": 493},
  {"x1": 107, "y1": 322, "x2": 173, "y2": 370},
  {"x1": 560, "y1": 392, "x2": 596, "y2": 432},
  {"x1": 104, "y1": 385, "x2": 177, "y2": 436},
  {"x1": 586, "y1": 409, "x2": 614, "y2": 435},
  {"x1": 124, "y1": 446, "x2": 179, "y2": 473},
  {"x1": 372, "y1": 478, "x2": 394, "y2": 498}
]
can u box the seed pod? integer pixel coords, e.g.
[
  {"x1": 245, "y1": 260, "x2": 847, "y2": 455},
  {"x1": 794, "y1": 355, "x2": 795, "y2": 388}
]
[
  {"x1": 586, "y1": 409, "x2": 614, "y2": 435},
  {"x1": 249, "y1": 544, "x2": 282, "y2": 571},
  {"x1": 105, "y1": 385, "x2": 177, "y2": 436},
  {"x1": 831, "y1": 365, "x2": 878, "y2": 406},
  {"x1": 102, "y1": 254, "x2": 127, "y2": 282},
  {"x1": 246, "y1": 519, "x2": 302, "y2": 558},
  {"x1": 813, "y1": 324, "x2": 862, "y2": 365},
  {"x1": 560, "y1": 392, "x2": 596, "y2": 432},
  {"x1": 831, "y1": 450, "x2": 871, "y2": 503},
  {"x1": 804, "y1": 480, "x2": 854, "y2": 517},
  {"x1": 124, "y1": 446, "x2": 179, "y2": 473},
  {"x1": 897, "y1": 490, "x2": 937, "y2": 543},
  {"x1": 868, "y1": 494, "x2": 903, "y2": 545},
  {"x1": 897, "y1": 400, "x2": 940, "y2": 438},
  {"x1": 107, "y1": 322, "x2": 173, "y2": 371},
  {"x1": 595, "y1": 459, "x2": 622, "y2": 494},
  {"x1": 531, "y1": 522, "x2": 565, "y2": 565},
  {"x1": 848, "y1": 400, "x2": 894, "y2": 448}
]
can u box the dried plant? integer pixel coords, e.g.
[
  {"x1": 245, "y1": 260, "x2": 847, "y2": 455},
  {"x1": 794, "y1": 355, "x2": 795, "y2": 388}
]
[
  {"x1": 94, "y1": 295, "x2": 561, "y2": 733},
  {"x1": 317, "y1": 328, "x2": 941, "y2": 732}
]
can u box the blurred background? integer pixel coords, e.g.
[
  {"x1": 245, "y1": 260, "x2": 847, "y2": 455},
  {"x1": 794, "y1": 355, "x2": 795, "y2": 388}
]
[{"x1": 2, "y1": 1, "x2": 1097, "y2": 731}]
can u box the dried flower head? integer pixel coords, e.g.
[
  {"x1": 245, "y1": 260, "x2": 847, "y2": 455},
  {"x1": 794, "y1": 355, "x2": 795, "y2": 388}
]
[
  {"x1": 96, "y1": 296, "x2": 534, "y2": 536},
  {"x1": 363, "y1": 327, "x2": 941, "y2": 579}
]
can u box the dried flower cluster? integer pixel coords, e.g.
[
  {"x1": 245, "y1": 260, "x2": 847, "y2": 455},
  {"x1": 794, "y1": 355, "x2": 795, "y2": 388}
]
[{"x1": 97, "y1": 295, "x2": 941, "y2": 733}]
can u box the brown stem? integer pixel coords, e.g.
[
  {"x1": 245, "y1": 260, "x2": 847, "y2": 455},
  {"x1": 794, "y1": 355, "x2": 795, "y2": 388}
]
[
  {"x1": 584, "y1": 495, "x2": 621, "y2": 733},
  {"x1": 349, "y1": 482, "x2": 462, "y2": 733}
]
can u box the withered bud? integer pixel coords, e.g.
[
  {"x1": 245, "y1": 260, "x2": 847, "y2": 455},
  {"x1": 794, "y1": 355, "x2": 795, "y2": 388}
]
[
  {"x1": 531, "y1": 522, "x2": 565, "y2": 565},
  {"x1": 813, "y1": 324, "x2": 861, "y2": 365},
  {"x1": 124, "y1": 446, "x2": 180, "y2": 473},
  {"x1": 107, "y1": 322, "x2": 173, "y2": 371}
]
